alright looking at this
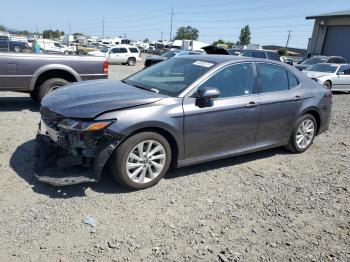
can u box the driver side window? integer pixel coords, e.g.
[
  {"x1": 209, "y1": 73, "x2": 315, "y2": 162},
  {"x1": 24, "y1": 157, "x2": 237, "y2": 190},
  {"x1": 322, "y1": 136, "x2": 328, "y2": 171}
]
[
  {"x1": 338, "y1": 65, "x2": 350, "y2": 75},
  {"x1": 198, "y1": 63, "x2": 255, "y2": 98}
]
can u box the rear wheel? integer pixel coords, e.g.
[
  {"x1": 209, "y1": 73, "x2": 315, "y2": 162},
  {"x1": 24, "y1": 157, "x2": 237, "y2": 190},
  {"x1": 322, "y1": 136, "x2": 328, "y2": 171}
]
[
  {"x1": 286, "y1": 114, "x2": 317, "y2": 153},
  {"x1": 34, "y1": 78, "x2": 69, "y2": 102},
  {"x1": 324, "y1": 80, "x2": 332, "y2": 90},
  {"x1": 78, "y1": 50, "x2": 85, "y2": 55},
  {"x1": 127, "y1": 57, "x2": 136, "y2": 66},
  {"x1": 13, "y1": 46, "x2": 21, "y2": 52},
  {"x1": 110, "y1": 132, "x2": 171, "y2": 190}
]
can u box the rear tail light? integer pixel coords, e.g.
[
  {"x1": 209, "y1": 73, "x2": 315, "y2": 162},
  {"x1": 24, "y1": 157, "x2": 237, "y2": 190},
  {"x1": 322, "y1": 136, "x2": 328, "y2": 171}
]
[
  {"x1": 324, "y1": 90, "x2": 332, "y2": 98},
  {"x1": 103, "y1": 60, "x2": 109, "y2": 74}
]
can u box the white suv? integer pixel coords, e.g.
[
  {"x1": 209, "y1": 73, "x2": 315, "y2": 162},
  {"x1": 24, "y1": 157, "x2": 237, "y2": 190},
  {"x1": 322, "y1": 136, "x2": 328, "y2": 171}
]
[{"x1": 107, "y1": 45, "x2": 141, "y2": 66}]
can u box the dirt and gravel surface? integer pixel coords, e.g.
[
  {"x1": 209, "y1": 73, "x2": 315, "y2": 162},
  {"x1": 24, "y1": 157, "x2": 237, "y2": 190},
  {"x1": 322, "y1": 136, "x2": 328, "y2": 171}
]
[{"x1": 0, "y1": 61, "x2": 349, "y2": 262}]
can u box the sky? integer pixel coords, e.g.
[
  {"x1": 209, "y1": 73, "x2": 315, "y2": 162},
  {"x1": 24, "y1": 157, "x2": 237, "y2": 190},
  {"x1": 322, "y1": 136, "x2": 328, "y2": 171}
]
[{"x1": 2, "y1": 0, "x2": 350, "y2": 48}]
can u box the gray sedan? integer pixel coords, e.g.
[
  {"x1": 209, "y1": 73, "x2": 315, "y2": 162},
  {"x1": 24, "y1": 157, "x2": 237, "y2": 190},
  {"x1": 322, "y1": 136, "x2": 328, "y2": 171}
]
[{"x1": 35, "y1": 56, "x2": 332, "y2": 190}]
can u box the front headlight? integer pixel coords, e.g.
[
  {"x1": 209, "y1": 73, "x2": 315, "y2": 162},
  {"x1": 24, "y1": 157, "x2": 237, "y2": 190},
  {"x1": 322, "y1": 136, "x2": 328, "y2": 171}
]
[{"x1": 58, "y1": 119, "x2": 114, "y2": 132}]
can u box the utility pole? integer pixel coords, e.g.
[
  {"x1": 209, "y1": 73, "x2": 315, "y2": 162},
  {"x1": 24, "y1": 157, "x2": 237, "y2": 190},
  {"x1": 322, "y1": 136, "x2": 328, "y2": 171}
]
[
  {"x1": 285, "y1": 30, "x2": 292, "y2": 52},
  {"x1": 161, "y1": 32, "x2": 163, "y2": 41},
  {"x1": 169, "y1": 7, "x2": 174, "y2": 41},
  {"x1": 102, "y1": 17, "x2": 105, "y2": 38}
]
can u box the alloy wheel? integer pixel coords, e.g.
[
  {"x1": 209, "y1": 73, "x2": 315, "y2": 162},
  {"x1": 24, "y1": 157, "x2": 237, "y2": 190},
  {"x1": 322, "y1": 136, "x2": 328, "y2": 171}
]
[
  {"x1": 296, "y1": 119, "x2": 315, "y2": 149},
  {"x1": 126, "y1": 140, "x2": 166, "y2": 184}
]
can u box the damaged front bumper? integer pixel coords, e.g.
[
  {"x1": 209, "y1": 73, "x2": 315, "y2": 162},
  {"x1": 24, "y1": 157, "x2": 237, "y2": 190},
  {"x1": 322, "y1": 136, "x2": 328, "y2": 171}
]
[{"x1": 34, "y1": 132, "x2": 120, "y2": 186}]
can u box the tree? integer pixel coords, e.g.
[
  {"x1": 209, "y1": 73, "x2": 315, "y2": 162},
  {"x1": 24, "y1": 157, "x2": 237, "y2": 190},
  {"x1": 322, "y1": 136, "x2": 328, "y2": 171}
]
[
  {"x1": 143, "y1": 38, "x2": 150, "y2": 43},
  {"x1": 43, "y1": 29, "x2": 62, "y2": 39},
  {"x1": 0, "y1": 25, "x2": 6, "y2": 31},
  {"x1": 174, "y1": 26, "x2": 199, "y2": 40},
  {"x1": 277, "y1": 48, "x2": 287, "y2": 56},
  {"x1": 213, "y1": 39, "x2": 225, "y2": 46},
  {"x1": 73, "y1": 32, "x2": 85, "y2": 37},
  {"x1": 238, "y1": 25, "x2": 251, "y2": 46}
]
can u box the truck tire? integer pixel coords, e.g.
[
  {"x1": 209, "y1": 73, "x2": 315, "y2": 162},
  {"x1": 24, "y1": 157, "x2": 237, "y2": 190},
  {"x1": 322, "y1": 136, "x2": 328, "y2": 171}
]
[
  {"x1": 35, "y1": 78, "x2": 69, "y2": 102},
  {"x1": 78, "y1": 50, "x2": 85, "y2": 56}
]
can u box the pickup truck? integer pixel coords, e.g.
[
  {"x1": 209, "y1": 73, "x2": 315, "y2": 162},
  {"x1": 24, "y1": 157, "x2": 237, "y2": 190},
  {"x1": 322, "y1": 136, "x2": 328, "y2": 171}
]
[
  {"x1": 0, "y1": 34, "x2": 29, "y2": 52},
  {"x1": 0, "y1": 52, "x2": 108, "y2": 101}
]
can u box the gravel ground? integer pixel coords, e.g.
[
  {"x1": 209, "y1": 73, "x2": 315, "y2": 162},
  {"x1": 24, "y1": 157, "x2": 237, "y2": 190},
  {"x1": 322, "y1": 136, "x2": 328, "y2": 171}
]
[{"x1": 0, "y1": 62, "x2": 349, "y2": 262}]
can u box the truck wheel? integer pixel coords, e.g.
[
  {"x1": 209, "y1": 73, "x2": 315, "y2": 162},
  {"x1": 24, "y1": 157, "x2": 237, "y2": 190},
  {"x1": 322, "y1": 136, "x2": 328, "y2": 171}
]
[
  {"x1": 78, "y1": 50, "x2": 84, "y2": 55},
  {"x1": 14, "y1": 46, "x2": 21, "y2": 52},
  {"x1": 127, "y1": 57, "x2": 136, "y2": 66},
  {"x1": 36, "y1": 78, "x2": 69, "y2": 102}
]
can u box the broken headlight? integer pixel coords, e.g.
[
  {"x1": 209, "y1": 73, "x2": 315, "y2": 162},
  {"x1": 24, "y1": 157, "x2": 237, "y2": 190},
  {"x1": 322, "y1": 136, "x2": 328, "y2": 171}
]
[{"x1": 58, "y1": 119, "x2": 114, "y2": 132}]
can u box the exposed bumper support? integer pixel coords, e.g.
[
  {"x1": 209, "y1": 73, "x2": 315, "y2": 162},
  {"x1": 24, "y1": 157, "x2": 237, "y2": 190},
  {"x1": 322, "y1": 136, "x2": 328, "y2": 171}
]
[{"x1": 34, "y1": 134, "x2": 119, "y2": 186}]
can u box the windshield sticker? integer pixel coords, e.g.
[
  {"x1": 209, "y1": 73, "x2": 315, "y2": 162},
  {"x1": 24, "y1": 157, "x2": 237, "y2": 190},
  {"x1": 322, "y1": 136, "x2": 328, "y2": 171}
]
[{"x1": 193, "y1": 61, "x2": 214, "y2": 68}]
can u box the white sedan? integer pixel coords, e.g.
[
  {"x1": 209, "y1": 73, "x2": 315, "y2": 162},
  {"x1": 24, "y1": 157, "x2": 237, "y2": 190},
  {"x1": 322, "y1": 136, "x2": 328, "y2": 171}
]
[{"x1": 303, "y1": 63, "x2": 350, "y2": 91}]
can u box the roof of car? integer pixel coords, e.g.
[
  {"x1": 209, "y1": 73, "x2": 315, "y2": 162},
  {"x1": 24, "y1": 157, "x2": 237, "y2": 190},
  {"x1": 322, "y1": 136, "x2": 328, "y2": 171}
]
[{"x1": 177, "y1": 54, "x2": 280, "y2": 64}]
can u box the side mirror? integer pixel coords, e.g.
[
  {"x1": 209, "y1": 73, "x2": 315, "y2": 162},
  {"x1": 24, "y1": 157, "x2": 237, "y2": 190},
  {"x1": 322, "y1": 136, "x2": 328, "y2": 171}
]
[
  {"x1": 337, "y1": 71, "x2": 344, "y2": 75},
  {"x1": 195, "y1": 87, "x2": 220, "y2": 108}
]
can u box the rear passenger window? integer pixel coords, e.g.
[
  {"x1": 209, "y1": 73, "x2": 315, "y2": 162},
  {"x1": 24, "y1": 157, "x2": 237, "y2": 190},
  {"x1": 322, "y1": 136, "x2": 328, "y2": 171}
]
[
  {"x1": 252, "y1": 51, "x2": 266, "y2": 59},
  {"x1": 129, "y1": 48, "x2": 139, "y2": 53},
  {"x1": 257, "y1": 63, "x2": 289, "y2": 93},
  {"x1": 287, "y1": 71, "x2": 299, "y2": 89},
  {"x1": 119, "y1": 48, "x2": 128, "y2": 53},
  {"x1": 111, "y1": 48, "x2": 119, "y2": 53},
  {"x1": 266, "y1": 52, "x2": 281, "y2": 61}
]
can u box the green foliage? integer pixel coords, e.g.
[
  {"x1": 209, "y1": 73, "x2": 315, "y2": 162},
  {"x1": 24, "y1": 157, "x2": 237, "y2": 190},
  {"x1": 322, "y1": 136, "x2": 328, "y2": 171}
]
[
  {"x1": 238, "y1": 25, "x2": 251, "y2": 46},
  {"x1": 213, "y1": 39, "x2": 234, "y2": 48},
  {"x1": 73, "y1": 32, "x2": 85, "y2": 37},
  {"x1": 0, "y1": 24, "x2": 6, "y2": 31},
  {"x1": 43, "y1": 29, "x2": 64, "y2": 39},
  {"x1": 143, "y1": 38, "x2": 150, "y2": 43},
  {"x1": 277, "y1": 48, "x2": 287, "y2": 56},
  {"x1": 174, "y1": 26, "x2": 199, "y2": 40}
]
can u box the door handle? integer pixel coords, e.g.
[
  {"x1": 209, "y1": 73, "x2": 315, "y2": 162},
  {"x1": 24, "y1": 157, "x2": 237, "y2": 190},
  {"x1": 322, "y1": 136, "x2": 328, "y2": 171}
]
[
  {"x1": 245, "y1": 101, "x2": 258, "y2": 108},
  {"x1": 294, "y1": 95, "x2": 303, "y2": 102}
]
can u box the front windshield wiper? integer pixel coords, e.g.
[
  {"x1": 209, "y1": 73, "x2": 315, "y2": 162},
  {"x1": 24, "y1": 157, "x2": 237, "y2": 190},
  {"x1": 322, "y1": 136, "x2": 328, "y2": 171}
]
[{"x1": 122, "y1": 80, "x2": 160, "y2": 94}]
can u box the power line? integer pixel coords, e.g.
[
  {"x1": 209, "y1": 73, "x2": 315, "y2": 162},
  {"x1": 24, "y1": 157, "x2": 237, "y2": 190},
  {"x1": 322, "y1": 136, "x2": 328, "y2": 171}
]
[{"x1": 170, "y1": 7, "x2": 174, "y2": 41}]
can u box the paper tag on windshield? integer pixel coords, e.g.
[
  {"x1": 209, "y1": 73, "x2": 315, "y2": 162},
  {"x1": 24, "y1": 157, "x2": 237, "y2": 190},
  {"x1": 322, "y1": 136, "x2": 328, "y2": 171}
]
[{"x1": 193, "y1": 61, "x2": 214, "y2": 68}]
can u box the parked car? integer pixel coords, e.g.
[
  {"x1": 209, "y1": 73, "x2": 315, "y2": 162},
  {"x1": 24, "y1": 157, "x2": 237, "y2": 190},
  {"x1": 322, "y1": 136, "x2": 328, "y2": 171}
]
[
  {"x1": 35, "y1": 55, "x2": 332, "y2": 190},
  {"x1": 0, "y1": 34, "x2": 29, "y2": 52},
  {"x1": 107, "y1": 45, "x2": 141, "y2": 66},
  {"x1": 240, "y1": 49, "x2": 282, "y2": 61},
  {"x1": 0, "y1": 52, "x2": 108, "y2": 102},
  {"x1": 295, "y1": 56, "x2": 346, "y2": 71},
  {"x1": 76, "y1": 45, "x2": 98, "y2": 55},
  {"x1": 145, "y1": 50, "x2": 203, "y2": 68},
  {"x1": 88, "y1": 46, "x2": 110, "y2": 57},
  {"x1": 303, "y1": 63, "x2": 350, "y2": 91}
]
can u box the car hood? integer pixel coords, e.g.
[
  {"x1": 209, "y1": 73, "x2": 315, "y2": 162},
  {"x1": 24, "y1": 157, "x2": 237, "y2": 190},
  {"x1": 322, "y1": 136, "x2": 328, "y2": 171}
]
[
  {"x1": 295, "y1": 64, "x2": 311, "y2": 70},
  {"x1": 41, "y1": 80, "x2": 166, "y2": 119},
  {"x1": 304, "y1": 71, "x2": 334, "y2": 78}
]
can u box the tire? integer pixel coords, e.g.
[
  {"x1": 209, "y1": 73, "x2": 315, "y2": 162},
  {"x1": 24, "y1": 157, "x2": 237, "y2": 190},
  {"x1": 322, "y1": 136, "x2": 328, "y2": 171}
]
[
  {"x1": 13, "y1": 46, "x2": 21, "y2": 53},
  {"x1": 127, "y1": 57, "x2": 136, "y2": 66},
  {"x1": 36, "y1": 78, "x2": 69, "y2": 102},
  {"x1": 324, "y1": 80, "x2": 332, "y2": 90},
  {"x1": 30, "y1": 91, "x2": 39, "y2": 103},
  {"x1": 64, "y1": 51, "x2": 69, "y2": 55},
  {"x1": 110, "y1": 132, "x2": 172, "y2": 190},
  {"x1": 78, "y1": 50, "x2": 85, "y2": 56},
  {"x1": 286, "y1": 114, "x2": 317, "y2": 153}
]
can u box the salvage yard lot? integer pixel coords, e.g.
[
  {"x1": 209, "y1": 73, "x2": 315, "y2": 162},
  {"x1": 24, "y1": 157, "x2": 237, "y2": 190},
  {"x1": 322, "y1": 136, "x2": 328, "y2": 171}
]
[{"x1": 0, "y1": 63, "x2": 349, "y2": 261}]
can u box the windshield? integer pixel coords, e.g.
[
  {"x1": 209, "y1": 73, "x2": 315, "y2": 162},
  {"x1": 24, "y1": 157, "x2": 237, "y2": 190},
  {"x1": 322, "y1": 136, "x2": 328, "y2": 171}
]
[
  {"x1": 100, "y1": 46, "x2": 109, "y2": 53},
  {"x1": 124, "y1": 58, "x2": 215, "y2": 96},
  {"x1": 161, "y1": 51, "x2": 180, "y2": 58},
  {"x1": 302, "y1": 57, "x2": 327, "y2": 65},
  {"x1": 305, "y1": 64, "x2": 338, "y2": 73}
]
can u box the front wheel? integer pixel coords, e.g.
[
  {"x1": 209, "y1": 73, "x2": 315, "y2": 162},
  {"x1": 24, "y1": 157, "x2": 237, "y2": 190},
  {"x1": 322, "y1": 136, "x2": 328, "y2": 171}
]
[
  {"x1": 286, "y1": 114, "x2": 317, "y2": 153},
  {"x1": 36, "y1": 78, "x2": 69, "y2": 102},
  {"x1": 127, "y1": 57, "x2": 136, "y2": 66},
  {"x1": 13, "y1": 46, "x2": 21, "y2": 52},
  {"x1": 110, "y1": 132, "x2": 171, "y2": 190},
  {"x1": 324, "y1": 80, "x2": 332, "y2": 90}
]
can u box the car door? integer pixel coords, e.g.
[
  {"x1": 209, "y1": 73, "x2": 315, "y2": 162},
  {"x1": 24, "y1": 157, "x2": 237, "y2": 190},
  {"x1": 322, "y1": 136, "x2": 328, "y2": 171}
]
[
  {"x1": 108, "y1": 48, "x2": 120, "y2": 63},
  {"x1": 255, "y1": 62, "x2": 303, "y2": 146},
  {"x1": 183, "y1": 62, "x2": 260, "y2": 159},
  {"x1": 334, "y1": 65, "x2": 350, "y2": 90},
  {"x1": 118, "y1": 47, "x2": 129, "y2": 63}
]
